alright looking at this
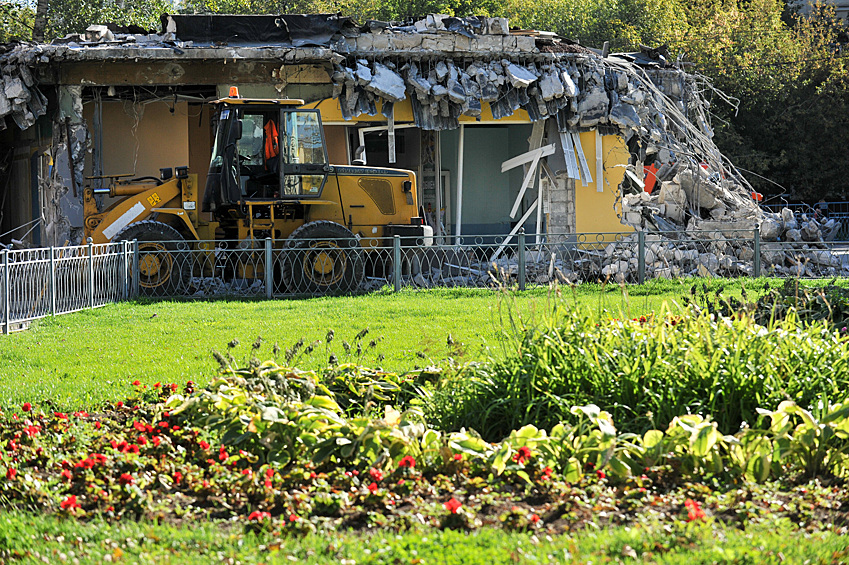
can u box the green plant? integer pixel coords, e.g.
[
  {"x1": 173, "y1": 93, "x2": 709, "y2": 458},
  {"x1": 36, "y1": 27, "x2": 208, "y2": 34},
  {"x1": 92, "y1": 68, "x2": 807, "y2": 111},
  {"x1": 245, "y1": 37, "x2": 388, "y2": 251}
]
[{"x1": 426, "y1": 301, "x2": 849, "y2": 439}]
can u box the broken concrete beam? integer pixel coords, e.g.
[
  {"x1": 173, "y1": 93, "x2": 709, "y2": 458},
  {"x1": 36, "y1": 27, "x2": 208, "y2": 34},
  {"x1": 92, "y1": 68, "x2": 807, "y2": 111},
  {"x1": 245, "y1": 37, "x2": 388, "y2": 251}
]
[
  {"x1": 4, "y1": 76, "x2": 28, "y2": 102},
  {"x1": 505, "y1": 63, "x2": 537, "y2": 88},
  {"x1": 367, "y1": 63, "x2": 407, "y2": 102},
  {"x1": 676, "y1": 168, "x2": 719, "y2": 210}
]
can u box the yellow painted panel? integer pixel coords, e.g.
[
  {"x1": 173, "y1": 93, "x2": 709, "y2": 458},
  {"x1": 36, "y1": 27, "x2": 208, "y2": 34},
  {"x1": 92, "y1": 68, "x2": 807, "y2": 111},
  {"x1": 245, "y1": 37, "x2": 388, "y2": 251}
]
[
  {"x1": 574, "y1": 131, "x2": 632, "y2": 237},
  {"x1": 315, "y1": 98, "x2": 530, "y2": 125}
]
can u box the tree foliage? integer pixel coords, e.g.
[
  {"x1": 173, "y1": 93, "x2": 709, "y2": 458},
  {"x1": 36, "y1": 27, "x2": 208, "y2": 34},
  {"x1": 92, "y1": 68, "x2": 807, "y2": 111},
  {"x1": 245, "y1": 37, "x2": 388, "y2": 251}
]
[{"x1": 0, "y1": 1, "x2": 35, "y2": 42}]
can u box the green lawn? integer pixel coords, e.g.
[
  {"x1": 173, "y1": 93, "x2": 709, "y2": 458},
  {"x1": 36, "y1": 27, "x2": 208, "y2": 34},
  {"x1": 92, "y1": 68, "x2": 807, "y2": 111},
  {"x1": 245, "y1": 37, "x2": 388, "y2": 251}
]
[
  {"x1": 1, "y1": 510, "x2": 846, "y2": 564},
  {"x1": 0, "y1": 281, "x2": 708, "y2": 411}
]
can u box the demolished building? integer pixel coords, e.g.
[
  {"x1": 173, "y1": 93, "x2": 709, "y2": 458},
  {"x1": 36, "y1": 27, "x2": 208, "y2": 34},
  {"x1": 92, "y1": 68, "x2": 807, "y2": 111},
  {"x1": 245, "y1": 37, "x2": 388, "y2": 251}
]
[{"x1": 0, "y1": 13, "x2": 843, "y2": 282}]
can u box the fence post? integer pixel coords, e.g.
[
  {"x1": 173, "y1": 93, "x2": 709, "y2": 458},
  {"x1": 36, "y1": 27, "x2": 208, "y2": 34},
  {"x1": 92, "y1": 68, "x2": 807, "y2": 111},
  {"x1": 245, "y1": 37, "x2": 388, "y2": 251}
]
[
  {"x1": 121, "y1": 241, "x2": 129, "y2": 300},
  {"x1": 393, "y1": 235, "x2": 401, "y2": 293},
  {"x1": 518, "y1": 228, "x2": 526, "y2": 291},
  {"x1": 50, "y1": 246, "x2": 56, "y2": 315},
  {"x1": 87, "y1": 238, "x2": 95, "y2": 310},
  {"x1": 265, "y1": 237, "x2": 273, "y2": 299},
  {"x1": 637, "y1": 230, "x2": 646, "y2": 284},
  {"x1": 3, "y1": 249, "x2": 9, "y2": 335},
  {"x1": 753, "y1": 226, "x2": 761, "y2": 278},
  {"x1": 132, "y1": 239, "x2": 140, "y2": 298}
]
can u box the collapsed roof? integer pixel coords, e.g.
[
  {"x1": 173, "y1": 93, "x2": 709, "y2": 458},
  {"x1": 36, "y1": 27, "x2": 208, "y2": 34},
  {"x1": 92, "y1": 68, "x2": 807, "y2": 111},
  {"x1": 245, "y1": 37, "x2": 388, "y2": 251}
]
[{"x1": 1, "y1": 13, "x2": 770, "y2": 236}]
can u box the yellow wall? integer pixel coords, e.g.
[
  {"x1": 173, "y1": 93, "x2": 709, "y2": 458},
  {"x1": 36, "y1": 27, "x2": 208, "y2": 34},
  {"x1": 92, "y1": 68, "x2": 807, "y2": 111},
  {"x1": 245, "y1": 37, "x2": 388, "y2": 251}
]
[
  {"x1": 315, "y1": 98, "x2": 530, "y2": 125},
  {"x1": 574, "y1": 131, "x2": 632, "y2": 235},
  {"x1": 83, "y1": 100, "x2": 190, "y2": 179}
]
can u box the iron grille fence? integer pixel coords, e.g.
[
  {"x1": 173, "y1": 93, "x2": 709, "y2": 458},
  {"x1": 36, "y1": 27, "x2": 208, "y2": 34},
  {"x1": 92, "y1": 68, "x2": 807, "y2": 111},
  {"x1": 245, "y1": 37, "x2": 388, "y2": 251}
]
[
  {"x1": 3, "y1": 231, "x2": 849, "y2": 331},
  {"x1": 0, "y1": 241, "x2": 132, "y2": 334}
]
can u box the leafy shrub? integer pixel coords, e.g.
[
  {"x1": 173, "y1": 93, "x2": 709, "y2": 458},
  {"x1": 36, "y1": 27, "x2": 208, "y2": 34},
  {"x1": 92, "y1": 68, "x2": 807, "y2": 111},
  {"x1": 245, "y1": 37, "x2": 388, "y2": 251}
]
[{"x1": 424, "y1": 304, "x2": 849, "y2": 439}]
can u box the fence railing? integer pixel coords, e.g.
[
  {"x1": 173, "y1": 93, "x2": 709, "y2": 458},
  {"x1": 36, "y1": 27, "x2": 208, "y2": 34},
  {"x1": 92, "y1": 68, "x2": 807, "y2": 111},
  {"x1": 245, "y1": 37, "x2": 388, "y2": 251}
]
[
  {"x1": 1, "y1": 241, "x2": 132, "y2": 334},
  {"x1": 3, "y1": 231, "x2": 849, "y2": 331}
]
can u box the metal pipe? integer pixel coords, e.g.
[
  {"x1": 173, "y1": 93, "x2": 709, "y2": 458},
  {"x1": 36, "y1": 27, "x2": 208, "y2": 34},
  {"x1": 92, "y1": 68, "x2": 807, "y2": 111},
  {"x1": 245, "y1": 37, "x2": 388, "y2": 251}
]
[{"x1": 454, "y1": 125, "x2": 465, "y2": 246}]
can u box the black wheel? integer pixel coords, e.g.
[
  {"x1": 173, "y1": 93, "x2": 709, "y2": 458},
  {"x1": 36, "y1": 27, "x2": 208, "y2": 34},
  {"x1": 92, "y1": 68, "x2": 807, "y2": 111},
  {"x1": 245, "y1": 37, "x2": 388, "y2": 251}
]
[
  {"x1": 116, "y1": 220, "x2": 191, "y2": 296},
  {"x1": 281, "y1": 221, "x2": 365, "y2": 295}
]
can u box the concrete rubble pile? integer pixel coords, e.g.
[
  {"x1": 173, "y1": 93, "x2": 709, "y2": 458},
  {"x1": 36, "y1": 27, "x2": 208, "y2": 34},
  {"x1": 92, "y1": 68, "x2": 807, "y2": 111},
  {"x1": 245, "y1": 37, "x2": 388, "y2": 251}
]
[{"x1": 0, "y1": 45, "x2": 48, "y2": 130}]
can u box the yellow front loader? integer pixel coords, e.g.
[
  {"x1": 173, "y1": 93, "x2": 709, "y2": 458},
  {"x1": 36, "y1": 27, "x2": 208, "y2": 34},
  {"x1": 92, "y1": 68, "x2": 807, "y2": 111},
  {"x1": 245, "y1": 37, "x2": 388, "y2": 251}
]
[{"x1": 83, "y1": 92, "x2": 432, "y2": 294}]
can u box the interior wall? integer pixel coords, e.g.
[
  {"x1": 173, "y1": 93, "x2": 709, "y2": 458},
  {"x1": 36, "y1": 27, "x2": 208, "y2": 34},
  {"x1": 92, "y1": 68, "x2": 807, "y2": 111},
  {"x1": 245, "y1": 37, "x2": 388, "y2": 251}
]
[
  {"x1": 441, "y1": 125, "x2": 523, "y2": 237},
  {"x1": 325, "y1": 126, "x2": 348, "y2": 165},
  {"x1": 83, "y1": 100, "x2": 190, "y2": 180},
  {"x1": 187, "y1": 103, "x2": 212, "y2": 195},
  {"x1": 574, "y1": 132, "x2": 631, "y2": 235}
]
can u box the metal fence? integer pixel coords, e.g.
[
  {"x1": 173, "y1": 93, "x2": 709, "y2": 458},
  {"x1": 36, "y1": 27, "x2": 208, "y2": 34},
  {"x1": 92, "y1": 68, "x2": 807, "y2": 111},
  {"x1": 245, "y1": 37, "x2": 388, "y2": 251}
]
[
  {"x1": 0, "y1": 241, "x2": 132, "y2": 334},
  {"x1": 3, "y1": 231, "x2": 849, "y2": 330},
  {"x1": 124, "y1": 229, "x2": 849, "y2": 299}
]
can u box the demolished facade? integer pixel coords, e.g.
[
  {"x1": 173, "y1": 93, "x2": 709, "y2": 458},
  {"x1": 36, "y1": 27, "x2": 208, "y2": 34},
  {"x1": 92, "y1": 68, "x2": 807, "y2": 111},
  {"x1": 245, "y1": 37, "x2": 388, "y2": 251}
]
[{"x1": 0, "y1": 13, "x2": 844, "y2": 281}]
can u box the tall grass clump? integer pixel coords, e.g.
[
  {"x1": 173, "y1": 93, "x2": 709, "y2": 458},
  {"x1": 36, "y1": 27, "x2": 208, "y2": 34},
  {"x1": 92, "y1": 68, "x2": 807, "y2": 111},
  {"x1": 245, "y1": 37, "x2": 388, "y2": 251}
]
[{"x1": 425, "y1": 292, "x2": 849, "y2": 441}]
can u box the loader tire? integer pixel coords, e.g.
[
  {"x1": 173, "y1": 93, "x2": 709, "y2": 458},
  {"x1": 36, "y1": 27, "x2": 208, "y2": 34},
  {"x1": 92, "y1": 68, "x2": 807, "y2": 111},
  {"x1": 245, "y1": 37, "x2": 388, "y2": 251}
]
[
  {"x1": 116, "y1": 221, "x2": 191, "y2": 296},
  {"x1": 281, "y1": 221, "x2": 364, "y2": 295}
]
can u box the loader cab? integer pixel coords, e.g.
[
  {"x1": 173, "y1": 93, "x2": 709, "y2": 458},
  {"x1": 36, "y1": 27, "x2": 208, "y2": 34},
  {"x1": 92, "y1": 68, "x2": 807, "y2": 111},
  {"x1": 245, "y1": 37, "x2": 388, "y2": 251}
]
[{"x1": 202, "y1": 95, "x2": 330, "y2": 215}]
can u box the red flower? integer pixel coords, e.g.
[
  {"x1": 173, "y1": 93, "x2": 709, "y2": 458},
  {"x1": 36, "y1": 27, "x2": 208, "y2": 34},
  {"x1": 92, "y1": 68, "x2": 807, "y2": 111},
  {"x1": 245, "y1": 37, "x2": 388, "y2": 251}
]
[
  {"x1": 247, "y1": 510, "x2": 270, "y2": 521},
  {"x1": 154, "y1": 382, "x2": 161, "y2": 389},
  {"x1": 512, "y1": 446, "x2": 532, "y2": 465},
  {"x1": 367, "y1": 482, "x2": 378, "y2": 493},
  {"x1": 93, "y1": 454, "x2": 107, "y2": 465},
  {"x1": 369, "y1": 468, "x2": 384, "y2": 482},
  {"x1": 241, "y1": 469, "x2": 252, "y2": 477},
  {"x1": 127, "y1": 445, "x2": 139, "y2": 455},
  {"x1": 5, "y1": 468, "x2": 16, "y2": 480},
  {"x1": 94, "y1": 422, "x2": 101, "y2": 430},
  {"x1": 170, "y1": 383, "x2": 178, "y2": 392},
  {"x1": 151, "y1": 437, "x2": 161, "y2": 447},
  {"x1": 119, "y1": 473, "x2": 134, "y2": 486},
  {"x1": 199, "y1": 440, "x2": 210, "y2": 450},
  {"x1": 173, "y1": 471, "x2": 183, "y2": 484},
  {"x1": 137, "y1": 435, "x2": 147, "y2": 446},
  {"x1": 24, "y1": 425, "x2": 40, "y2": 438},
  {"x1": 264, "y1": 480, "x2": 272, "y2": 489},
  {"x1": 596, "y1": 470, "x2": 606, "y2": 480},
  {"x1": 73, "y1": 411, "x2": 89, "y2": 418},
  {"x1": 132, "y1": 380, "x2": 141, "y2": 386},
  {"x1": 684, "y1": 499, "x2": 706, "y2": 522},
  {"x1": 288, "y1": 514, "x2": 300, "y2": 522},
  {"x1": 21, "y1": 403, "x2": 31, "y2": 412},
  {"x1": 265, "y1": 468, "x2": 275, "y2": 479},
  {"x1": 444, "y1": 498, "x2": 462, "y2": 514},
  {"x1": 133, "y1": 422, "x2": 146, "y2": 432},
  {"x1": 60, "y1": 495, "x2": 80, "y2": 510},
  {"x1": 309, "y1": 471, "x2": 316, "y2": 479},
  {"x1": 530, "y1": 513, "x2": 540, "y2": 523},
  {"x1": 60, "y1": 469, "x2": 72, "y2": 481},
  {"x1": 398, "y1": 456, "x2": 416, "y2": 469},
  {"x1": 218, "y1": 448, "x2": 228, "y2": 462},
  {"x1": 54, "y1": 412, "x2": 68, "y2": 420},
  {"x1": 158, "y1": 421, "x2": 169, "y2": 429},
  {"x1": 453, "y1": 453, "x2": 462, "y2": 461},
  {"x1": 541, "y1": 466, "x2": 553, "y2": 480}
]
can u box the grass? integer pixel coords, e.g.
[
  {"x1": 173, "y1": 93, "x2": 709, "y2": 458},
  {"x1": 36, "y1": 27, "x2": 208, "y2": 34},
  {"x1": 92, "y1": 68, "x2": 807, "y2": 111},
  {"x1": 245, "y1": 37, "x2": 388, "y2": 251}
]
[
  {"x1": 0, "y1": 510, "x2": 845, "y2": 564},
  {"x1": 3, "y1": 277, "x2": 849, "y2": 563},
  {"x1": 0, "y1": 280, "x2": 711, "y2": 411}
]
